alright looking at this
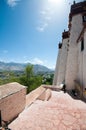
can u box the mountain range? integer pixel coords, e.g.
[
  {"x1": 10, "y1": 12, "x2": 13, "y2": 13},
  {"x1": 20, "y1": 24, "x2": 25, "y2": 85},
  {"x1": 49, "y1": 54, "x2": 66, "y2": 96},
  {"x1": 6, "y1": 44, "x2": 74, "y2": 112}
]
[{"x1": 0, "y1": 62, "x2": 54, "y2": 74}]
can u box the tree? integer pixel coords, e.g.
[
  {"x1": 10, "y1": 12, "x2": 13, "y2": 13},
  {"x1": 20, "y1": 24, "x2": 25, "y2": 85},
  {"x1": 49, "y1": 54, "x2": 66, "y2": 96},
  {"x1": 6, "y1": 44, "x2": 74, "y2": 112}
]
[
  {"x1": 42, "y1": 73, "x2": 54, "y2": 85},
  {"x1": 19, "y1": 65, "x2": 42, "y2": 93}
]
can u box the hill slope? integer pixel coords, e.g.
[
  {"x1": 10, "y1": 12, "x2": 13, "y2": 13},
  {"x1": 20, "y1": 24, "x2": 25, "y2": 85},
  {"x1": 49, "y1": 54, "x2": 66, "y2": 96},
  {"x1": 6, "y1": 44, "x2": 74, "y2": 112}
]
[{"x1": 0, "y1": 62, "x2": 53, "y2": 74}]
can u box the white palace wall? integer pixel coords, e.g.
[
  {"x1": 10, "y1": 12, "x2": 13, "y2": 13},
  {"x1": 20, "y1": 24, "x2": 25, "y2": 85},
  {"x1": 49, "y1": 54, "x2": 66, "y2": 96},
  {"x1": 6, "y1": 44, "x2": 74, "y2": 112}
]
[
  {"x1": 77, "y1": 30, "x2": 86, "y2": 98},
  {"x1": 83, "y1": 31, "x2": 86, "y2": 98},
  {"x1": 83, "y1": 31, "x2": 86, "y2": 85},
  {"x1": 53, "y1": 1, "x2": 86, "y2": 98},
  {"x1": 77, "y1": 40, "x2": 83, "y2": 87},
  {"x1": 53, "y1": 48, "x2": 62, "y2": 85},
  {"x1": 57, "y1": 38, "x2": 69, "y2": 85},
  {"x1": 65, "y1": 14, "x2": 83, "y2": 90}
]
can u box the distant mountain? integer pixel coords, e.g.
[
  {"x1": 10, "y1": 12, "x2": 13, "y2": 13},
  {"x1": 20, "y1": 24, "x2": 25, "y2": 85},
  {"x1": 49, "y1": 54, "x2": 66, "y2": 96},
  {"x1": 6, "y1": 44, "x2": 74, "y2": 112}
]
[
  {"x1": 0, "y1": 62, "x2": 26, "y2": 71},
  {"x1": 0, "y1": 61, "x2": 53, "y2": 74},
  {"x1": 33, "y1": 64, "x2": 52, "y2": 74}
]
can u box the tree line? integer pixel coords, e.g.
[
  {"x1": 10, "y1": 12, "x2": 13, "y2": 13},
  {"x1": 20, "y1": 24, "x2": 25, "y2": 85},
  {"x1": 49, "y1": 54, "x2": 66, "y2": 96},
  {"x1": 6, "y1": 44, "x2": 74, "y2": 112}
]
[{"x1": 0, "y1": 65, "x2": 54, "y2": 94}]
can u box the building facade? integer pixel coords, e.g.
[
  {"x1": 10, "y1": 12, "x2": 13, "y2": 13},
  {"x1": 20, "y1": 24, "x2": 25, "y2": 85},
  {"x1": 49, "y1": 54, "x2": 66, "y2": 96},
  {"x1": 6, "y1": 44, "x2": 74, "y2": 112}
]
[{"x1": 53, "y1": 1, "x2": 86, "y2": 99}]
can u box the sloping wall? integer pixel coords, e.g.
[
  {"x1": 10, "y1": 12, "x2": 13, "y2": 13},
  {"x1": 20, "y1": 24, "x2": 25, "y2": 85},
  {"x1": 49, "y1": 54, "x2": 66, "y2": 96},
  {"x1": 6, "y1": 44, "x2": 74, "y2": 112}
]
[
  {"x1": 65, "y1": 14, "x2": 83, "y2": 90},
  {"x1": 57, "y1": 38, "x2": 69, "y2": 85},
  {"x1": 53, "y1": 48, "x2": 62, "y2": 85},
  {"x1": 0, "y1": 83, "x2": 26, "y2": 122}
]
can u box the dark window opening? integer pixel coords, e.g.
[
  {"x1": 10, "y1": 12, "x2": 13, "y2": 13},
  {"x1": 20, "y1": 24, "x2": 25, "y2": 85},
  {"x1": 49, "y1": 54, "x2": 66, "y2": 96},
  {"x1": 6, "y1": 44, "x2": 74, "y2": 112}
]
[
  {"x1": 81, "y1": 38, "x2": 84, "y2": 51},
  {"x1": 83, "y1": 15, "x2": 86, "y2": 22},
  {"x1": 58, "y1": 43, "x2": 62, "y2": 49}
]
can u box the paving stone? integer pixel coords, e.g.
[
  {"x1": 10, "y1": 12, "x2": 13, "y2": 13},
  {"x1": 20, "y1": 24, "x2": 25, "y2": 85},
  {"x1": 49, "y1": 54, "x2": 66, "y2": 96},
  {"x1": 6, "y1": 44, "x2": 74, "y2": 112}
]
[
  {"x1": 81, "y1": 124, "x2": 86, "y2": 130},
  {"x1": 53, "y1": 119, "x2": 60, "y2": 126},
  {"x1": 58, "y1": 123, "x2": 66, "y2": 130},
  {"x1": 67, "y1": 127, "x2": 73, "y2": 130},
  {"x1": 71, "y1": 124, "x2": 80, "y2": 130},
  {"x1": 62, "y1": 114, "x2": 76, "y2": 126},
  {"x1": 9, "y1": 91, "x2": 86, "y2": 130},
  {"x1": 74, "y1": 112, "x2": 81, "y2": 119}
]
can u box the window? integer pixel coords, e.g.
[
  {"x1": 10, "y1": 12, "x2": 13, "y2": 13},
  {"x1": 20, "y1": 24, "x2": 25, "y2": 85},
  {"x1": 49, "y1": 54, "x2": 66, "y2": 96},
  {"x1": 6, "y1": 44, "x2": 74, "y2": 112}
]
[
  {"x1": 83, "y1": 15, "x2": 86, "y2": 22},
  {"x1": 81, "y1": 38, "x2": 84, "y2": 51},
  {"x1": 58, "y1": 43, "x2": 62, "y2": 49}
]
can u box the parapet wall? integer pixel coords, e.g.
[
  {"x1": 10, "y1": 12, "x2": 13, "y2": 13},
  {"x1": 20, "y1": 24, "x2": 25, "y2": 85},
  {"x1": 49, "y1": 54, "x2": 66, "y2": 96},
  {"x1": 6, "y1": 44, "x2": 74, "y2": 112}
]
[{"x1": 0, "y1": 82, "x2": 26, "y2": 122}]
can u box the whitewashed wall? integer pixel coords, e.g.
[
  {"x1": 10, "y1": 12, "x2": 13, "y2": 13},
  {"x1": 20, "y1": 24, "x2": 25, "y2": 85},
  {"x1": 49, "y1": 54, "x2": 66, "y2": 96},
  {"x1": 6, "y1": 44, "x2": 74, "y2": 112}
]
[
  {"x1": 77, "y1": 40, "x2": 83, "y2": 86},
  {"x1": 53, "y1": 48, "x2": 62, "y2": 85},
  {"x1": 83, "y1": 31, "x2": 86, "y2": 98},
  {"x1": 65, "y1": 14, "x2": 83, "y2": 90},
  {"x1": 57, "y1": 38, "x2": 69, "y2": 85},
  {"x1": 77, "y1": 31, "x2": 86, "y2": 99}
]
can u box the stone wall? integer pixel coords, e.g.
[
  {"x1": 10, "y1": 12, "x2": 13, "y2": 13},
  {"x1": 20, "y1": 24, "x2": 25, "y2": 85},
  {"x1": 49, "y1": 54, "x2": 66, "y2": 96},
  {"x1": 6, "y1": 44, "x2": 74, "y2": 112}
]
[
  {"x1": 26, "y1": 86, "x2": 46, "y2": 107},
  {"x1": 0, "y1": 83, "x2": 26, "y2": 122}
]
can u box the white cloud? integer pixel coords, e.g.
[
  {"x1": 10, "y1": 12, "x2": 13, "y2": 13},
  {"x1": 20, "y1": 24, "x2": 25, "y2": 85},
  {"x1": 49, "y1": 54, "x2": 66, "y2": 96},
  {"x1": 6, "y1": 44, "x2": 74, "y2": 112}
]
[
  {"x1": 37, "y1": 23, "x2": 48, "y2": 32},
  {"x1": 23, "y1": 56, "x2": 27, "y2": 59},
  {"x1": 7, "y1": 0, "x2": 20, "y2": 7},
  {"x1": 37, "y1": 27, "x2": 44, "y2": 32},
  {"x1": 24, "y1": 57, "x2": 55, "y2": 69},
  {"x1": 40, "y1": 11, "x2": 47, "y2": 15},
  {"x1": 37, "y1": 0, "x2": 65, "y2": 32},
  {"x1": 33, "y1": 58, "x2": 44, "y2": 65},
  {"x1": 37, "y1": 5, "x2": 53, "y2": 32},
  {"x1": 25, "y1": 58, "x2": 45, "y2": 65},
  {"x1": 48, "y1": 65, "x2": 55, "y2": 70},
  {"x1": 31, "y1": 58, "x2": 44, "y2": 65},
  {"x1": 45, "y1": 16, "x2": 51, "y2": 21}
]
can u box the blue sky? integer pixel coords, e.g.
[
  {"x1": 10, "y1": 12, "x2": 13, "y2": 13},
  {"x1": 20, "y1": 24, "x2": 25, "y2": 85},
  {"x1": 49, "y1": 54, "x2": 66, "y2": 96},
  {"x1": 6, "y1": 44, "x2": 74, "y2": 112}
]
[{"x1": 0, "y1": 0, "x2": 82, "y2": 69}]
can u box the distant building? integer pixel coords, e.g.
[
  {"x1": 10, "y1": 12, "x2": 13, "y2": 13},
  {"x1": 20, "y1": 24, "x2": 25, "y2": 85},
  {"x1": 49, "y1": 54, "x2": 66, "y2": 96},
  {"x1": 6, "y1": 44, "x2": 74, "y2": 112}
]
[{"x1": 53, "y1": 1, "x2": 86, "y2": 99}]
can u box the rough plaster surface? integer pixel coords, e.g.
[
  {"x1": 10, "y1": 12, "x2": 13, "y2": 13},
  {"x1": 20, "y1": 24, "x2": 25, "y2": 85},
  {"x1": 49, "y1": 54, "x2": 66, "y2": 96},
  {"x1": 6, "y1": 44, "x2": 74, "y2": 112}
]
[
  {"x1": 53, "y1": 49, "x2": 62, "y2": 85},
  {"x1": 9, "y1": 91, "x2": 86, "y2": 130},
  {"x1": 0, "y1": 83, "x2": 26, "y2": 122},
  {"x1": 65, "y1": 14, "x2": 83, "y2": 90},
  {"x1": 57, "y1": 38, "x2": 69, "y2": 85}
]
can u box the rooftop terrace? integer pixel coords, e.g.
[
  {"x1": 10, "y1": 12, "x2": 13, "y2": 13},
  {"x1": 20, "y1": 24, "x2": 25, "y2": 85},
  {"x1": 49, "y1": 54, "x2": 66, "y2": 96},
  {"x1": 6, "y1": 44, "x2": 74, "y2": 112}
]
[{"x1": 9, "y1": 89, "x2": 86, "y2": 130}]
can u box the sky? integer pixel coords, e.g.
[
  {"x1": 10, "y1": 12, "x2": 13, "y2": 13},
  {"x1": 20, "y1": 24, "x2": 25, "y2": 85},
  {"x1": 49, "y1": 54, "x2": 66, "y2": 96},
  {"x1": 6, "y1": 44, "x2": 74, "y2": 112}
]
[{"x1": 0, "y1": 0, "x2": 82, "y2": 69}]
